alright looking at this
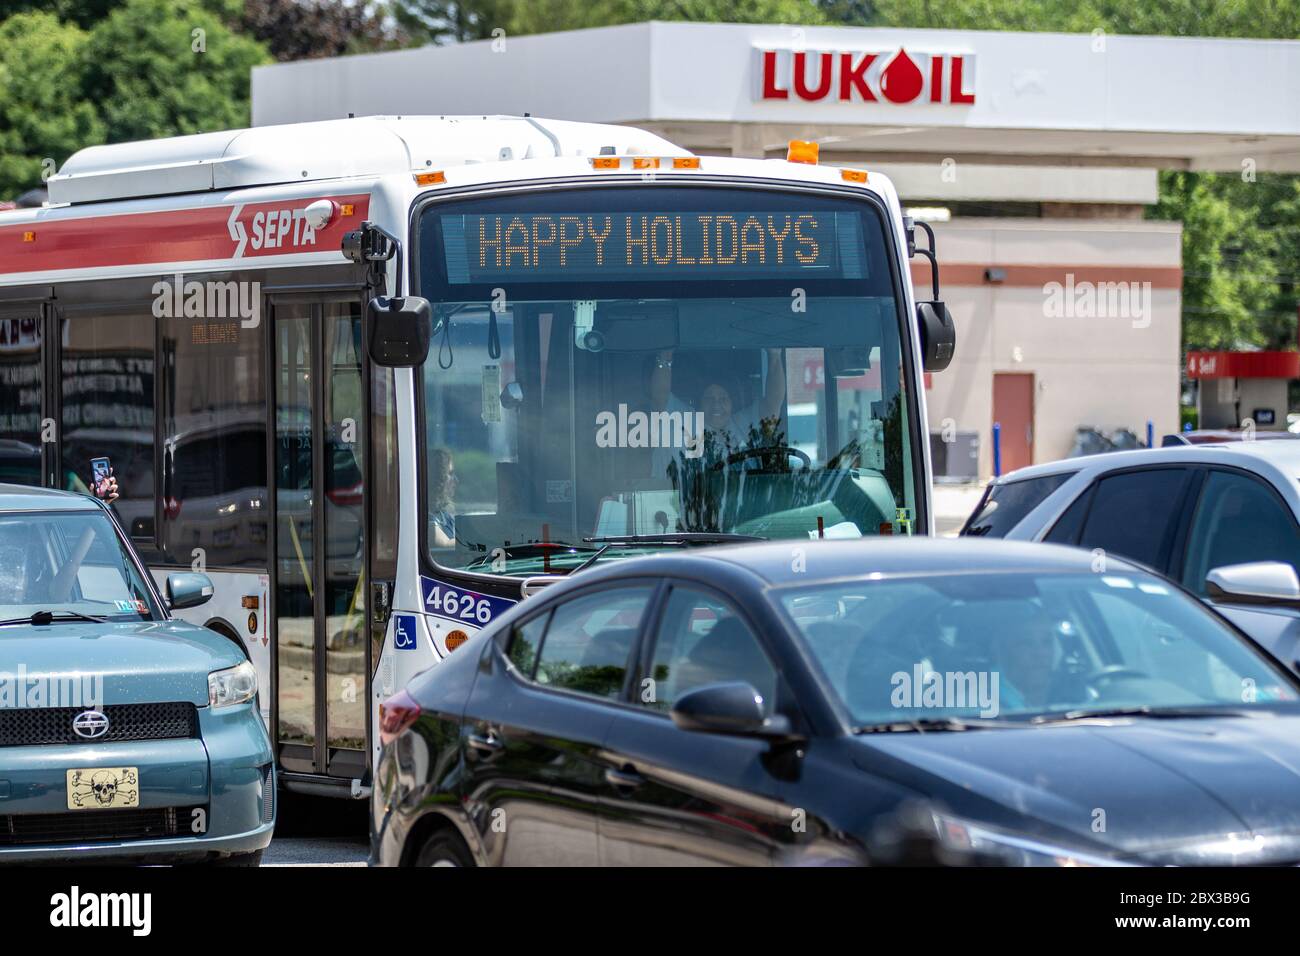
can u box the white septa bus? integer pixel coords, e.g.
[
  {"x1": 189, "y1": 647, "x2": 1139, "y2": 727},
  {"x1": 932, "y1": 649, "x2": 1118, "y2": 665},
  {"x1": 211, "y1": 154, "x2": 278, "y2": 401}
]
[{"x1": 0, "y1": 116, "x2": 954, "y2": 797}]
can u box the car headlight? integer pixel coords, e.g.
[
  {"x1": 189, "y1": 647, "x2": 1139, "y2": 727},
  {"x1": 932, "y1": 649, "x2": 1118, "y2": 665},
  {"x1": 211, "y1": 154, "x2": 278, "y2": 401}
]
[
  {"x1": 209, "y1": 660, "x2": 258, "y2": 709},
  {"x1": 935, "y1": 814, "x2": 1131, "y2": 867}
]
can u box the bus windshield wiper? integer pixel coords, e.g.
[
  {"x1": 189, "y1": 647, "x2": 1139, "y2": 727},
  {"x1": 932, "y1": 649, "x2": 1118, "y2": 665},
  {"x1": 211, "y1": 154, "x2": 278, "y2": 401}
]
[
  {"x1": 1030, "y1": 705, "x2": 1256, "y2": 724},
  {"x1": 854, "y1": 716, "x2": 1019, "y2": 734},
  {"x1": 565, "y1": 533, "x2": 768, "y2": 574},
  {"x1": 463, "y1": 541, "x2": 599, "y2": 571},
  {"x1": 0, "y1": 609, "x2": 109, "y2": 627},
  {"x1": 583, "y1": 532, "x2": 767, "y2": 546}
]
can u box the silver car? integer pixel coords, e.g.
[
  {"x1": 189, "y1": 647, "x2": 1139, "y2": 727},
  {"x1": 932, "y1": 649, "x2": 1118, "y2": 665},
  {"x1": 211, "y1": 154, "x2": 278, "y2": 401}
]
[{"x1": 961, "y1": 440, "x2": 1300, "y2": 671}]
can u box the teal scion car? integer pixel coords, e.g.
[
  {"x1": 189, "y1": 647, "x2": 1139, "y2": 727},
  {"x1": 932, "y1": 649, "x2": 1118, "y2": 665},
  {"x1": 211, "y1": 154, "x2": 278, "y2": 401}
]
[{"x1": 0, "y1": 485, "x2": 274, "y2": 865}]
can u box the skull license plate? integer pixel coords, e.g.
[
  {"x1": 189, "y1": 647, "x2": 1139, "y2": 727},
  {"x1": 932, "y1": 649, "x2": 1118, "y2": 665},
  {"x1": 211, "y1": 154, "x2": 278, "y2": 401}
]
[{"x1": 66, "y1": 767, "x2": 140, "y2": 810}]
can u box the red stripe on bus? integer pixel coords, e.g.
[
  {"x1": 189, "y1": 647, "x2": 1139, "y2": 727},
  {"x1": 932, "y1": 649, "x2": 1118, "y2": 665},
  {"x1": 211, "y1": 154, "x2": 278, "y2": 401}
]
[{"x1": 0, "y1": 194, "x2": 370, "y2": 276}]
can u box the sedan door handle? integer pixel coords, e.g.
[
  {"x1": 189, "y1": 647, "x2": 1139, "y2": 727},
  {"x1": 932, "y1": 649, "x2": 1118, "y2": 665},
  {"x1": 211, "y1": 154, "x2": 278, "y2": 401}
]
[
  {"x1": 467, "y1": 732, "x2": 504, "y2": 760},
  {"x1": 605, "y1": 765, "x2": 645, "y2": 793}
]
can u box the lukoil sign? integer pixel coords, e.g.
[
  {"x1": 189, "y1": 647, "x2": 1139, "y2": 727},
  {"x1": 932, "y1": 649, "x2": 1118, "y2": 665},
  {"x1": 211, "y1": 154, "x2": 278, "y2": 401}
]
[{"x1": 755, "y1": 47, "x2": 976, "y2": 105}]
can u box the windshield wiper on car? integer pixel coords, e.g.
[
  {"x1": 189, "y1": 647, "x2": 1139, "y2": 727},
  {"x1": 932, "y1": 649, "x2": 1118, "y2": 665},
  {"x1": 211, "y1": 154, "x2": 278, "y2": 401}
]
[
  {"x1": 583, "y1": 532, "x2": 767, "y2": 546},
  {"x1": 1030, "y1": 705, "x2": 1258, "y2": 724},
  {"x1": 854, "y1": 716, "x2": 1020, "y2": 734},
  {"x1": 0, "y1": 609, "x2": 108, "y2": 627}
]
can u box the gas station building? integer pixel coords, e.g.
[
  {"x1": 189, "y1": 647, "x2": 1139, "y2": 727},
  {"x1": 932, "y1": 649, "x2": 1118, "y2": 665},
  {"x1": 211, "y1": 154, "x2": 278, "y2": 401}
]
[{"x1": 252, "y1": 23, "x2": 1300, "y2": 476}]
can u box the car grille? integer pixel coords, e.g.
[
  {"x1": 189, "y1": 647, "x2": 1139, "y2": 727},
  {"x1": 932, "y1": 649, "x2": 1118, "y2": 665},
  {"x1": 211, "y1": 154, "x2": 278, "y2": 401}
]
[
  {"x1": 0, "y1": 805, "x2": 207, "y2": 847},
  {"x1": 260, "y1": 767, "x2": 275, "y2": 825},
  {"x1": 0, "y1": 702, "x2": 198, "y2": 747}
]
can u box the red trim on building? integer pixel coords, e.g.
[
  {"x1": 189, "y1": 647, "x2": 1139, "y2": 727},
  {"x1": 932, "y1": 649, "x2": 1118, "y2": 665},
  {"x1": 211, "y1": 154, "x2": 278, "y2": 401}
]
[
  {"x1": 1186, "y1": 350, "x2": 1300, "y2": 380},
  {"x1": 909, "y1": 262, "x2": 1182, "y2": 290}
]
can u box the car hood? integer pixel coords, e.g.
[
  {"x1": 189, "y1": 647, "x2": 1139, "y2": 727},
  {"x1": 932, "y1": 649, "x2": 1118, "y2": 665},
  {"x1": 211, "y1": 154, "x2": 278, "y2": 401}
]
[
  {"x1": 0, "y1": 620, "x2": 244, "y2": 706},
  {"x1": 856, "y1": 713, "x2": 1300, "y2": 865}
]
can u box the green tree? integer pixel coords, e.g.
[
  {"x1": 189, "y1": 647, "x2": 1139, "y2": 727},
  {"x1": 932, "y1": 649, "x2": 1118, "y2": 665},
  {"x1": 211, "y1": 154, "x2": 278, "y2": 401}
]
[
  {"x1": 0, "y1": 12, "x2": 103, "y2": 198},
  {"x1": 393, "y1": 0, "x2": 828, "y2": 43},
  {"x1": 241, "y1": 0, "x2": 407, "y2": 61},
  {"x1": 508, "y1": 0, "x2": 827, "y2": 34},
  {"x1": 84, "y1": 0, "x2": 270, "y2": 143}
]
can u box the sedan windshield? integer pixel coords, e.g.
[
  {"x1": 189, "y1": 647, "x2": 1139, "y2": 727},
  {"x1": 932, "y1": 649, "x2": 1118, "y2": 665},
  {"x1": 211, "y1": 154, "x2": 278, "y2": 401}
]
[
  {"x1": 0, "y1": 510, "x2": 159, "y2": 623},
  {"x1": 779, "y1": 571, "x2": 1298, "y2": 727}
]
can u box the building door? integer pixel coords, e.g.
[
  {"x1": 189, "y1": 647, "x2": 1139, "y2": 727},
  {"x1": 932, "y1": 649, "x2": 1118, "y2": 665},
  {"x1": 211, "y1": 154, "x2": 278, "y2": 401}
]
[
  {"x1": 272, "y1": 297, "x2": 370, "y2": 782},
  {"x1": 993, "y1": 373, "x2": 1034, "y2": 474}
]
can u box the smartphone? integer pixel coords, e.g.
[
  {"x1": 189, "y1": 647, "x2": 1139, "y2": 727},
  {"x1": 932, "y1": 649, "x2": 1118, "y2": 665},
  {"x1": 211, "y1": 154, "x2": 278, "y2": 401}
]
[{"x1": 90, "y1": 457, "x2": 111, "y2": 486}]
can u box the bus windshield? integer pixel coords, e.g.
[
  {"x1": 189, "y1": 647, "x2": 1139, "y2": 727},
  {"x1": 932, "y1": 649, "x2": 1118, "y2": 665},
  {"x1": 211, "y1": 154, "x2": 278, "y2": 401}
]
[{"x1": 417, "y1": 185, "x2": 920, "y2": 576}]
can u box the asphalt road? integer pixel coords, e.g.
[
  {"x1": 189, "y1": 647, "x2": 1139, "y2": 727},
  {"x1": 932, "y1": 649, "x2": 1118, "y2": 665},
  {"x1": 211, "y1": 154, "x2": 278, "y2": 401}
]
[{"x1": 262, "y1": 791, "x2": 369, "y2": 867}]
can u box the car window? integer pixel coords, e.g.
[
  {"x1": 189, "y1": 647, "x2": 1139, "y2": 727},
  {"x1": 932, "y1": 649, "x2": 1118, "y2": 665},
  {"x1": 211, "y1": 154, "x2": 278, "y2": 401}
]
[
  {"x1": 0, "y1": 510, "x2": 157, "y2": 619},
  {"x1": 533, "y1": 586, "x2": 653, "y2": 699},
  {"x1": 643, "y1": 587, "x2": 777, "y2": 716},
  {"x1": 1044, "y1": 484, "x2": 1092, "y2": 544},
  {"x1": 507, "y1": 611, "x2": 549, "y2": 677},
  {"x1": 1182, "y1": 470, "x2": 1300, "y2": 595},
  {"x1": 1075, "y1": 468, "x2": 1192, "y2": 571},
  {"x1": 962, "y1": 472, "x2": 1073, "y2": 537},
  {"x1": 780, "y1": 571, "x2": 1297, "y2": 727}
]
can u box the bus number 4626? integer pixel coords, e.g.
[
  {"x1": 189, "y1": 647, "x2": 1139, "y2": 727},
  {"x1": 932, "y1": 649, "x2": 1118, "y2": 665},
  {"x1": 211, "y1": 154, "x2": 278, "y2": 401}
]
[{"x1": 426, "y1": 586, "x2": 493, "y2": 625}]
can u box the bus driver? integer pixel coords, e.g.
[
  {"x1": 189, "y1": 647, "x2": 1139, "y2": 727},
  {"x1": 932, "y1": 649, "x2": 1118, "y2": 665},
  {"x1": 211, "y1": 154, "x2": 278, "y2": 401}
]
[{"x1": 649, "y1": 347, "x2": 787, "y2": 480}]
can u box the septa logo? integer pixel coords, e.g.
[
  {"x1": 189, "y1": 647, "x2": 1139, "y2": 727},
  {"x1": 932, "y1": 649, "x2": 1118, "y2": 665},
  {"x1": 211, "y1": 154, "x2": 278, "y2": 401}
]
[
  {"x1": 225, "y1": 197, "x2": 364, "y2": 259},
  {"x1": 756, "y1": 47, "x2": 976, "y2": 105}
]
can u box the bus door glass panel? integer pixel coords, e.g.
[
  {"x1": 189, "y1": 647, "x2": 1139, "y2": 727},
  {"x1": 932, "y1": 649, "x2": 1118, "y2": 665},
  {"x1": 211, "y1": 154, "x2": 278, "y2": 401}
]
[
  {"x1": 324, "y1": 302, "x2": 366, "y2": 767},
  {"x1": 0, "y1": 311, "x2": 43, "y2": 487},
  {"x1": 274, "y1": 304, "x2": 315, "y2": 759}
]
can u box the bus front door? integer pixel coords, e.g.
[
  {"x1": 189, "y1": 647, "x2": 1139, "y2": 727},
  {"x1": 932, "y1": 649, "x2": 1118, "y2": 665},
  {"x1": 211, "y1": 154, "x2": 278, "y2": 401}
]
[{"x1": 272, "y1": 298, "x2": 370, "y2": 784}]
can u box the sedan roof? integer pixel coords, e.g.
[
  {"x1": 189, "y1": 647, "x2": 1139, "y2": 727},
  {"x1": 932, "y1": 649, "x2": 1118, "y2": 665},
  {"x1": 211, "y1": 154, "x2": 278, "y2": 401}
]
[
  {"x1": 563, "y1": 537, "x2": 1142, "y2": 590},
  {"x1": 0, "y1": 483, "x2": 100, "y2": 512}
]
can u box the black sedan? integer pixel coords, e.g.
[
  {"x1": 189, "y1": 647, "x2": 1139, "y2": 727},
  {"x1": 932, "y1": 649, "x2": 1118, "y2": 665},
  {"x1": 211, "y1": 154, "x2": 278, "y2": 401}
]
[{"x1": 371, "y1": 538, "x2": 1300, "y2": 866}]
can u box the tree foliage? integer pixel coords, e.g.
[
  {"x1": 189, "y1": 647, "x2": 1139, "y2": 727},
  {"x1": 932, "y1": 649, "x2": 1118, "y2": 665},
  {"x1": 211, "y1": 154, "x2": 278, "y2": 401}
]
[
  {"x1": 241, "y1": 0, "x2": 406, "y2": 61},
  {"x1": 0, "y1": 12, "x2": 103, "y2": 198},
  {"x1": 85, "y1": 0, "x2": 269, "y2": 143}
]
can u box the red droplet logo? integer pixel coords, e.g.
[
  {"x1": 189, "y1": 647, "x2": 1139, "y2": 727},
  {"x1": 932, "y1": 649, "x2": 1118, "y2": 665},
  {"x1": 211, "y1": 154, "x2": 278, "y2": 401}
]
[{"x1": 880, "y1": 48, "x2": 924, "y2": 104}]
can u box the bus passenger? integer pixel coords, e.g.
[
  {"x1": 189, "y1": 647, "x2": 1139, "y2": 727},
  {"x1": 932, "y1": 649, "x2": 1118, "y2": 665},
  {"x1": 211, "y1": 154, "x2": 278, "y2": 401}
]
[{"x1": 429, "y1": 448, "x2": 458, "y2": 548}]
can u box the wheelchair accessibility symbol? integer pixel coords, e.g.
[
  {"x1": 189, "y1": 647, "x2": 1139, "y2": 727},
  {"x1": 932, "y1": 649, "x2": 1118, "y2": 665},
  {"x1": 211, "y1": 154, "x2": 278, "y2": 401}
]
[{"x1": 393, "y1": 614, "x2": 419, "y2": 651}]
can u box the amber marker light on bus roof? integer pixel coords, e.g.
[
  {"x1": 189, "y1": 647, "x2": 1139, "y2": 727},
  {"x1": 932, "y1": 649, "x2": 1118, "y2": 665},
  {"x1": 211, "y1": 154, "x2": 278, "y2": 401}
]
[
  {"x1": 632, "y1": 157, "x2": 660, "y2": 170},
  {"x1": 841, "y1": 168, "x2": 869, "y2": 184},
  {"x1": 414, "y1": 171, "x2": 446, "y2": 186},
  {"x1": 340, "y1": 204, "x2": 355, "y2": 216},
  {"x1": 591, "y1": 157, "x2": 622, "y2": 170},
  {"x1": 22, "y1": 231, "x2": 35, "y2": 242},
  {"x1": 672, "y1": 157, "x2": 701, "y2": 169},
  {"x1": 787, "y1": 140, "x2": 820, "y2": 165}
]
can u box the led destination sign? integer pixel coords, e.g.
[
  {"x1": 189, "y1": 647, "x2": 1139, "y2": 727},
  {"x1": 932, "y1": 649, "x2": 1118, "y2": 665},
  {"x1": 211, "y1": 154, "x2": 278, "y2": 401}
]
[{"x1": 440, "y1": 211, "x2": 868, "y2": 284}]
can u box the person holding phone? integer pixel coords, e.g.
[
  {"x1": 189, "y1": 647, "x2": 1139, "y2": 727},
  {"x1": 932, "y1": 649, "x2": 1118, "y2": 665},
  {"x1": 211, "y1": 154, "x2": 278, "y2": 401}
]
[{"x1": 65, "y1": 457, "x2": 120, "y2": 502}]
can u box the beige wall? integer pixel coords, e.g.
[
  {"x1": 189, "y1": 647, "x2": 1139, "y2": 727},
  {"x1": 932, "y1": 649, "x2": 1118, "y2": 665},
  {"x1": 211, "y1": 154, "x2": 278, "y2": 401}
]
[{"x1": 923, "y1": 218, "x2": 1183, "y2": 477}]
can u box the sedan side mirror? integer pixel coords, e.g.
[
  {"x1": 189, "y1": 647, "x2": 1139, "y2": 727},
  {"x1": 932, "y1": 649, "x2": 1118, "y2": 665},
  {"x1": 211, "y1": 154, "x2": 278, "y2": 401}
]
[
  {"x1": 1205, "y1": 561, "x2": 1300, "y2": 608},
  {"x1": 368, "y1": 295, "x2": 432, "y2": 367},
  {"x1": 166, "y1": 572, "x2": 214, "y2": 610},
  {"x1": 670, "y1": 681, "x2": 797, "y2": 741}
]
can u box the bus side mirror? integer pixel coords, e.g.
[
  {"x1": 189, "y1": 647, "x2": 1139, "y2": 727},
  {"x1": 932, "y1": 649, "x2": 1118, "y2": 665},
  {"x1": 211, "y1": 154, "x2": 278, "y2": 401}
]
[
  {"x1": 917, "y1": 300, "x2": 956, "y2": 372},
  {"x1": 368, "y1": 295, "x2": 432, "y2": 367}
]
